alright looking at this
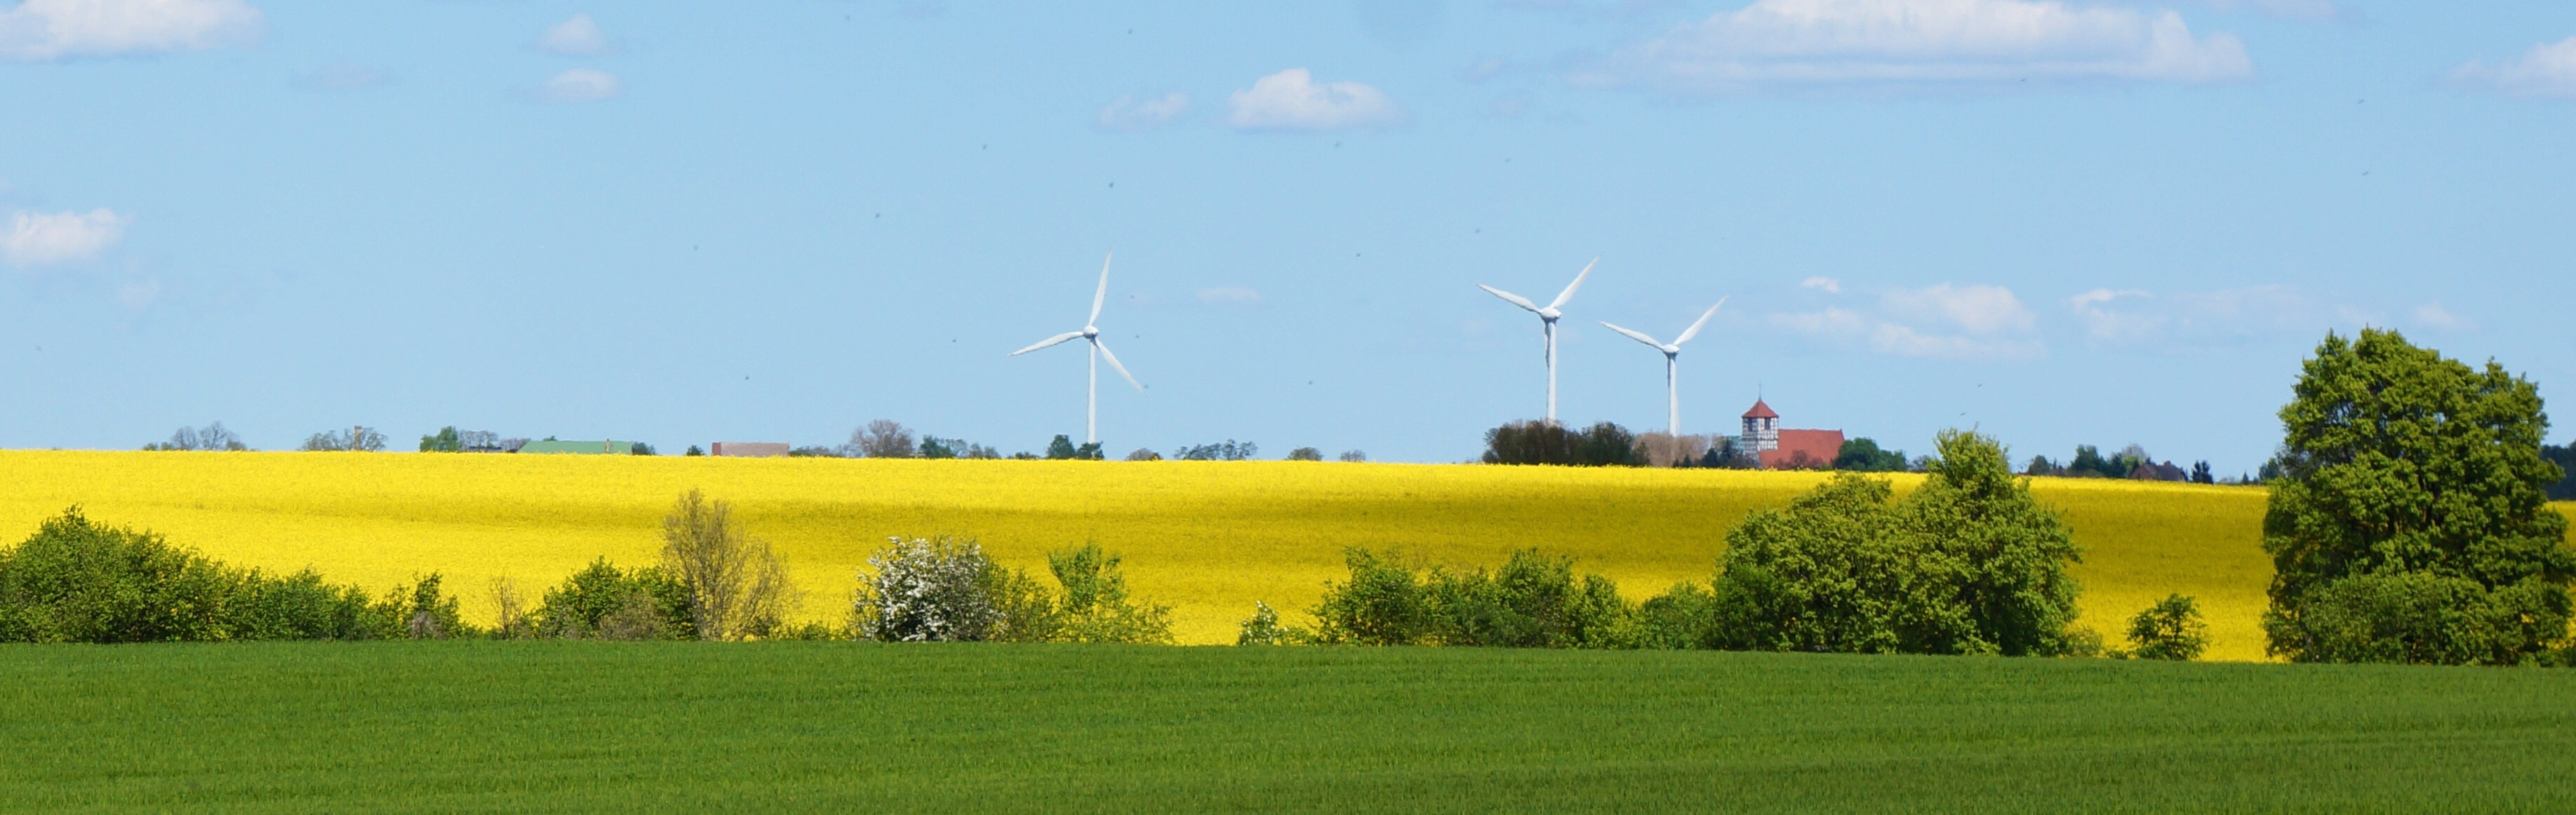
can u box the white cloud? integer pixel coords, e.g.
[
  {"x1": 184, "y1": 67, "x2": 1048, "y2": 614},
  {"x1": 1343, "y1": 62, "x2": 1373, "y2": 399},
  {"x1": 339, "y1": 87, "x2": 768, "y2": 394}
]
[
  {"x1": 1800, "y1": 276, "x2": 1841, "y2": 293},
  {"x1": 1227, "y1": 69, "x2": 1403, "y2": 132},
  {"x1": 1771, "y1": 306, "x2": 1869, "y2": 336},
  {"x1": 4, "y1": 208, "x2": 126, "y2": 267},
  {"x1": 2411, "y1": 302, "x2": 2472, "y2": 331},
  {"x1": 1097, "y1": 93, "x2": 1192, "y2": 131},
  {"x1": 1881, "y1": 283, "x2": 2034, "y2": 335},
  {"x1": 1580, "y1": 0, "x2": 2254, "y2": 94},
  {"x1": 2069, "y1": 288, "x2": 2164, "y2": 342},
  {"x1": 1870, "y1": 323, "x2": 2041, "y2": 359},
  {"x1": 538, "y1": 68, "x2": 621, "y2": 103},
  {"x1": 2450, "y1": 36, "x2": 2576, "y2": 99},
  {"x1": 538, "y1": 13, "x2": 610, "y2": 57},
  {"x1": 1197, "y1": 285, "x2": 1262, "y2": 304},
  {"x1": 2067, "y1": 284, "x2": 2346, "y2": 346},
  {"x1": 2191, "y1": 0, "x2": 2340, "y2": 21},
  {"x1": 0, "y1": 0, "x2": 262, "y2": 62},
  {"x1": 1773, "y1": 282, "x2": 2040, "y2": 359}
]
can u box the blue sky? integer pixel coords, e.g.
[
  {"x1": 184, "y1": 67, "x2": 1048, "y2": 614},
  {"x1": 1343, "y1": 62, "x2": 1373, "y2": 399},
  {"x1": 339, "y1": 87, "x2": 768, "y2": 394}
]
[{"x1": 3, "y1": 0, "x2": 2572, "y2": 469}]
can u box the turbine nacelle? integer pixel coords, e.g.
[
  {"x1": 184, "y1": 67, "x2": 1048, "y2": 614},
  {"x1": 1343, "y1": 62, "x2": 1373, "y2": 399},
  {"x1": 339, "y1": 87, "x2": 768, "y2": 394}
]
[{"x1": 1083, "y1": 326, "x2": 1100, "y2": 339}]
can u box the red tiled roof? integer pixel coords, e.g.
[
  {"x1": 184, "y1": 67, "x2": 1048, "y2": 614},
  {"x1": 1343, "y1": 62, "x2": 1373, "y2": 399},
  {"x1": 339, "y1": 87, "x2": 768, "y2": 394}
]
[
  {"x1": 1759, "y1": 429, "x2": 1845, "y2": 471},
  {"x1": 1741, "y1": 399, "x2": 1777, "y2": 419}
]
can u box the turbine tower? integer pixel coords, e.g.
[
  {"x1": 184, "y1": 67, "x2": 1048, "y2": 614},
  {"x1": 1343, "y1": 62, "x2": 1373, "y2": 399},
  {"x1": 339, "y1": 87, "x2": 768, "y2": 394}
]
[
  {"x1": 1599, "y1": 298, "x2": 1727, "y2": 438},
  {"x1": 1009, "y1": 251, "x2": 1142, "y2": 445},
  {"x1": 1479, "y1": 257, "x2": 1596, "y2": 423}
]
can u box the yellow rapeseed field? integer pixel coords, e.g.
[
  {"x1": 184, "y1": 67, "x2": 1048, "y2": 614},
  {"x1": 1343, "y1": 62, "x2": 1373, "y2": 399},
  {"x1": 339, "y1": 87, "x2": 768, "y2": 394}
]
[{"x1": 7, "y1": 450, "x2": 2565, "y2": 659}]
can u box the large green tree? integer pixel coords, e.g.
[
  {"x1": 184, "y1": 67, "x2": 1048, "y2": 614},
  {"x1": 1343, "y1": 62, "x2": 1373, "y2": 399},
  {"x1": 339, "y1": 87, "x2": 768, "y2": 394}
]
[
  {"x1": 1713, "y1": 430, "x2": 2086, "y2": 656},
  {"x1": 2262, "y1": 329, "x2": 2572, "y2": 664}
]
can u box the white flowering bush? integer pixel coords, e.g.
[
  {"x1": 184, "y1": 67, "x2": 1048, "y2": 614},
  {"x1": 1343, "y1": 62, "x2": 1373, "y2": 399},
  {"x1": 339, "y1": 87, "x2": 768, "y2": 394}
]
[{"x1": 853, "y1": 536, "x2": 1004, "y2": 642}]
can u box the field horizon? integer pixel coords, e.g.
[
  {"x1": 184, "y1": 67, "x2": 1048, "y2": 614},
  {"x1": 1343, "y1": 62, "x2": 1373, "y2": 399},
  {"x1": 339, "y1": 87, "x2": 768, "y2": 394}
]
[{"x1": 0, "y1": 450, "x2": 2410, "y2": 658}]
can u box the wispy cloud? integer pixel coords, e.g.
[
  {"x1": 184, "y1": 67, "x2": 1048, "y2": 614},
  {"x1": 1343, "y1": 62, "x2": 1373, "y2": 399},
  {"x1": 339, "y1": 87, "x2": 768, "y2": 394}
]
[
  {"x1": 2450, "y1": 36, "x2": 2576, "y2": 99},
  {"x1": 2187, "y1": 0, "x2": 2341, "y2": 22},
  {"x1": 1800, "y1": 276, "x2": 1841, "y2": 293},
  {"x1": 1575, "y1": 0, "x2": 2253, "y2": 95},
  {"x1": 0, "y1": 0, "x2": 262, "y2": 62},
  {"x1": 538, "y1": 68, "x2": 621, "y2": 103},
  {"x1": 1774, "y1": 283, "x2": 2041, "y2": 360},
  {"x1": 1228, "y1": 69, "x2": 1403, "y2": 132},
  {"x1": 2068, "y1": 285, "x2": 2352, "y2": 346},
  {"x1": 4, "y1": 208, "x2": 128, "y2": 267},
  {"x1": 2410, "y1": 302, "x2": 2473, "y2": 331},
  {"x1": 1097, "y1": 93, "x2": 1192, "y2": 131},
  {"x1": 538, "y1": 13, "x2": 610, "y2": 57},
  {"x1": 1196, "y1": 285, "x2": 1261, "y2": 304}
]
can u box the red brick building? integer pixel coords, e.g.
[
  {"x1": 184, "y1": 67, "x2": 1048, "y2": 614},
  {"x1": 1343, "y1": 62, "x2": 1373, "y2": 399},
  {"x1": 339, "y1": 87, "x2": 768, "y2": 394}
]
[{"x1": 1740, "y1": 400, "x2": 1845, "y2": 470}]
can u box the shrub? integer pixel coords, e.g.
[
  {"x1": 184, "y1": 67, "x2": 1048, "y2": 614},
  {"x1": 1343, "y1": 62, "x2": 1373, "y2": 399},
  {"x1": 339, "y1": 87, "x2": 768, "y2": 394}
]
[
  {"x1": 0, "y1": 508, "x2": 238, "y2": 642},
  {"x1": 1236, "y1": 601, "x2": 1307, "y2": 645},
  {"x1": 854, "y1": 536, "x2": 1008, "y2": 642},
  {"x1": 1636, "y1": 583, "x2": 1721, "y2": 649},
  {"x1": 661, "y1": 490, "x2": 796, "y2": 640},
  {"x1": 0, "y1": 508, "x2": 463, "y2": 642},
  {"x1": 1286, "y1": 447, "x2": 1323, "y2": 462},
  {"x1": 534, "y1": 558, "x2": 695, "y2": 640},
  {"x1": 1711, "y1": 430, "x2": 2086, "y2": 656},
  {"x1": 2126, "y1": 594, "x2": 2208, "y2": 661},
  {"x1": 1123, "y1": 447, "x2": 1163, "y2": 462},
  {"x1": 1309, "y1": 548, "x2": 1636, "y2": 648},
  {"x1": 380, "y1": 573, "x2": 472, "y2": 639},
  {"x1": 1424, "y1": 549, "x2": 1634, "y2": 647},
  {"x1": 1044, "y1": 544, "x2": 1174, "y2": 644},
  {"x1": 1338, "y1": 450, "x2": 1368, "y2": 463},
  {"x1": 853, "y1": 537, "x2": 1168, "y2": 643}
]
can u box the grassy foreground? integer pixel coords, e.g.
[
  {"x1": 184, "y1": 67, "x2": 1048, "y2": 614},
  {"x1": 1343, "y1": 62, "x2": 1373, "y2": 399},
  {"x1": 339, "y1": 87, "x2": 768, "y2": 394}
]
[{"x1": 4, "y1": 643, "x2": 2572, "y2": 812}]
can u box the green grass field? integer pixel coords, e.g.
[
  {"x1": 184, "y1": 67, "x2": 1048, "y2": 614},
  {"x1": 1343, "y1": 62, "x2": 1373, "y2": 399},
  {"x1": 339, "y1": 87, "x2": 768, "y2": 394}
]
[{"x1": 5, "y1": 643, "x2": 2572, "y2": 812}]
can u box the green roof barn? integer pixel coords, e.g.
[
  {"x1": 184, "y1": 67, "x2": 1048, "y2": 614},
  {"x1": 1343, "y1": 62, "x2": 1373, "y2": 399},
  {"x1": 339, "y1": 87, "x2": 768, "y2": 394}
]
[{"x1": 519, "y1": 439, "x2": 641, "y2": 455}]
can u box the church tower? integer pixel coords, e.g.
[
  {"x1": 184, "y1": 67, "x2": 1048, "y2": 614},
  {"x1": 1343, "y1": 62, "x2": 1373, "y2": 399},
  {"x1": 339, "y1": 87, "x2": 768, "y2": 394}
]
[{"x1": 1740, "y1": 400, "x2": 1779, "y2": 453}]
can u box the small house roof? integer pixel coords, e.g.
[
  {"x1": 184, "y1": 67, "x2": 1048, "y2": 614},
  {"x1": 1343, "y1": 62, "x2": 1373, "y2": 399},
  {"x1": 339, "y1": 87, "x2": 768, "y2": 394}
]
[
  {"x1": 519, "y1": 439, "x2": 638, "y2": 455},
  {"x1": 1742, "y1": 400, "x2": 1777, "y2": 419}
]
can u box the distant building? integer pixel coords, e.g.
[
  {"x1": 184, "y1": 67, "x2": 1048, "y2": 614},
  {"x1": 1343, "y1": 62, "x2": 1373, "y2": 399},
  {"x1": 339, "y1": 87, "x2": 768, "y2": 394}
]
[
  {"x1": 710, "y1": 442, "x2": 789, "y2": 458},
  {"x1": 1740, "y1": 400, "x2": 1780, "y2": 453},
  {"x1": 1741, "y1": 400, "x2": 1846, "y2": 471},
  {"x1": 519, "y1": 439, "x2": 641, "y2": 455}
]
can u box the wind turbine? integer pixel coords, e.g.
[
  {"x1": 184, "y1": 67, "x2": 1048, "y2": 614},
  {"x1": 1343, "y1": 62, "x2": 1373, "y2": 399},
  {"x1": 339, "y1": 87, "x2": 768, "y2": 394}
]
[
  {"x1": 1599, "y1": 297, "x2": 1726, "y2": 438},
  {"x1": 1009, "y1": 251, "x2": 1142, "y2": 446},
  {"x1": 1479, "y1": 257, "x2": 1596, "y2": 424}
]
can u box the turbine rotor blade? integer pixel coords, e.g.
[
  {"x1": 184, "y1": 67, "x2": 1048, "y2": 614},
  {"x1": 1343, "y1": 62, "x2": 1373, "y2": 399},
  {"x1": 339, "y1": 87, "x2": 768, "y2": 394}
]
[
  {"x1": 1674, "y1": 296, "x2": 1728, "y2": 346},
  {"x1": 1009, "y1": 331, "x2": 1086, "y2": 356},
  {"x1": 1089, "y1": 250, "x2": 1113, "y2": 325},
  {"x1": 1094, "y1": 339, "x2": 1144, "y2": 391},
  {"x1": 1547, "y1": 257, "x2": 1598, "y2": 310},
  {"x1": 1479, "y1": 285, "x2": 1542, "y2": 314},
  {"x1": 1598, "y1": 321, "x2": 1665, "y2": 349}
]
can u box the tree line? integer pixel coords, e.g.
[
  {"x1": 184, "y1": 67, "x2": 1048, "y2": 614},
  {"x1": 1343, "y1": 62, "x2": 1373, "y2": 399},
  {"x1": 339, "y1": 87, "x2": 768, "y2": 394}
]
[
  {"x1": 0, "y1": 490, "x2": 1171, "y2": 645},
  {"x1": 1246, "y1": 429, "x2": 2208, "y2": 660}
]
